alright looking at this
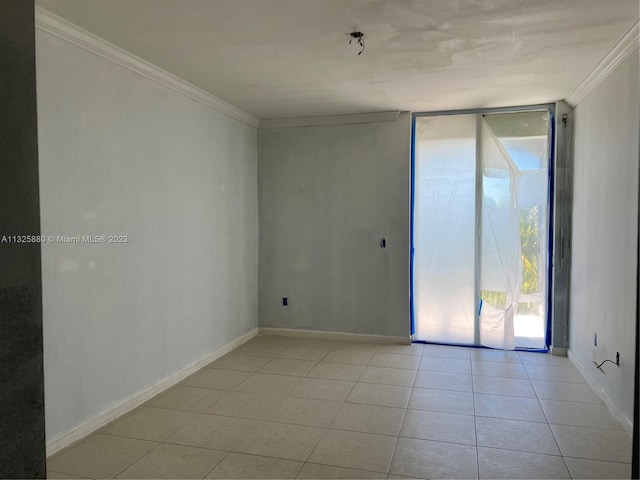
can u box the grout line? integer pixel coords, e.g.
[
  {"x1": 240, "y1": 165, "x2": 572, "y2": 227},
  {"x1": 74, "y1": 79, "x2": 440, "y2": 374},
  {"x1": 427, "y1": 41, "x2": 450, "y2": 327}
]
[
  {"x1": 201, "y1": 449, "x2": 232, "y2": 479},
  {"x1": 473, "y1": 413, "x2": 548, "y2": 424},
  {"x1": 561, "y1": 454, "x2": 633, "y2": 464},
  {"x1": 110, "y1": 440, "x2": 164, "y2": 479},
  {"x1": 476, "y1": 443, "x2": 564, "y2": 457},
  {"x1": 386, "y1": 409, "x2": 405, "y2": 476},
  {"x1": 471, "y1": 360, "x2": 480, "y2": 480},
  {"x1": 300, "y1": 461, "x2": 388, "y2": 477},
  {"x1": 299, "y1": 422, "x2": 329, "y2": 467}
]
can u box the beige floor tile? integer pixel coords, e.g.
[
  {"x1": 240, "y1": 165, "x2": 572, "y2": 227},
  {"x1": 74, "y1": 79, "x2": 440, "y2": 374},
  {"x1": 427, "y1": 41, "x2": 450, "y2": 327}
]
[
  {"x1": 233, "y1": 422, "x2": 326, "y2": 461},
  {"x1": 100, "y1": 407, "x2": 196, "y2": 441},
  {"x1": 540, "y1": 399, "x2": 623, "y2": 430},
  {"x1": 386, "y1": 475, "x2": 421, "y2": 480},
  {"x1": 518, "y1": 351, "x2": 571, "y2": 366},
  {"x1": 523, "y1": 363, "x2": 586, "y2": 383},
  {"x1": 279, "y1": 346, "x2": 330, "y2": 361},
  {"x1": 359, "y1": 366, "x2": 416, "y2": 387},
  {"x1": 408, "y1": 387, "x2": 474, "y2": 415},
  {"x1": 471, "y1": 360, "x2": 527, "y2": 379},
  {"x1": 235, "y1": 373, "x2": 302, "y2": 395},
  {"x1": 376, "y1": 344, "x2": 423, "y2": 356},
  {"x1": 531, "y1": 379, "x2": 604, "y2": 404},
  {"x1": 471, "y1": 349, "x2": 521, "y2": 364},
  {"x1": 477, "y1": 446, "x2": 569, "y2": 479},
  {"x1": 46, "y1": 472, "x2": 86, "y2": 479},
  {"x1": 259, "y1": 358, "x2": 317, "y2": 376},
  {"x1": 167, "y1": 414, "x2": 258, "y2": 450},
  {"x1": 369, "y1": 353, "x2": 420, "y2": 370},
  {"x1": 346, "y1": 383, "x2": 411, "y2": 408},
  {"x1": 205, "y1": 391, "x2": 284, "y2": 419},
  {"x1": 474, "y1": 393, "x2": 546, "y2": 422},
  {"x1": 422, "y1": 344, "x2": 471, "y2": 360},
  {"x1": 245, "y1": 336, "x2": 292, "y2": 346},
  {"x1": 207, "y1": 354, "x2": 271, "y2": 372},
  {"x1": 414, "y1": 371, "x2": 472, "y2": 392},
  {"x1": 331, "y1": 341, "x2": 380, "y2": 352},
  {"x1": 51, "y1": 338, "x2": 626, "y2": 480},
  {"x1": 419, "y1": 356, "x2": 471, "y2": 374},
  {"x1": 206, "y1": 452, "x2": 303, "y2": 479},
  {"x1": 475, "y1": 416, "x2": 560, "y2": 455},
  {"x1": 331, "y1": 403, "x2": 405, "y2": 436},
  {"x1": 322, "y1": 349, "x2": 374, "y2": 365},
  {"x1": 115, "y1": 443, "x2": 226, "y2": 479},
  {"x1": 182, "y1": 369, "x2": 251, "y2": 390},
  {"x1": 389, "y1": 437, "x2": 478, "y2": 479},
  {"x1": 400, "y1": 409, "x2": 475, "y2": 445},
  {"x1": 291, "y1": 338, "x2": 339, "y2": 349},
  {"x1": 308, "y1": 362, "x2": 365, "y2": 381},
  {"x1": 290, "y1": 378, "x2": 356, "y2": 402},
  {"x1": 308, "y1": 429, "x2": 397, "y2": 473},
  {"x1": 268, "y1": 397, "x2": 342, "y2": 427},
  {"x1": 236, "y1": 342, "x2": 289, "y2": 357},
  {"x1": 47, "y1": 434, "x2": 156, "y2": 479},
  {"x1": 472, "y1": 376, "x2": 535, "y2": 397},
  {"x1": 550, "y1": 424, "x2": 632, "y2": 463},
  {"x1": 147, "y1": 385, "x2": 226, "y2": 413},
  {"x1": 297, "y1": 462, "x2": 386, "y2": 479},
  {"x1": 563, "y1": 457, "x2": 632, "y2": 479}
]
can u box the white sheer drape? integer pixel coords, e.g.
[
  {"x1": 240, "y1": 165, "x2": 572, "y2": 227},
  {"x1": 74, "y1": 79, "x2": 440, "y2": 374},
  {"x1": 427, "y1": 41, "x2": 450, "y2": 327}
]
[
  {"x1": 413, "y1": 114, "x2": 526, "y2": 350},
  {"x1": 413, "y1": 115, "x2": 477, "y2": 346},
  {"x1": 478, "y1": 118, "x2": 523, "y2": 350}
]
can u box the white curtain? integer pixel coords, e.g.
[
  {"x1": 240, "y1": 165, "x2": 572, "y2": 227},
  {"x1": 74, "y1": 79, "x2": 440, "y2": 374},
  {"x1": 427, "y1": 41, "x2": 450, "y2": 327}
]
[
  {"x1": 478, "y1": 118, "x2": 523, "y2": 350},
  {"x1": 413, "y1": 115, "x2": 477, "y2": 346},
  {"x1": 413, "y1": 114, "x2": 525, "y2": 350}
]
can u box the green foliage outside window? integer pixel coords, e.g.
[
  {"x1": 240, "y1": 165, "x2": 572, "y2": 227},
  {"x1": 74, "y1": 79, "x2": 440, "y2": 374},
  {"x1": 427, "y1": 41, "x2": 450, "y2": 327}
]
[{"x1": 481, "y1": 206, "x2": 541, "y2": 314}]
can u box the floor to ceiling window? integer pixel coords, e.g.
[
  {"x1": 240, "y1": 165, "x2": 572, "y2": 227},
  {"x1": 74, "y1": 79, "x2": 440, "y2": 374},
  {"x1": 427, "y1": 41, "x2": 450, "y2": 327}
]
[{"x1": 412, "y1": 106, "x2": 552, "y2": 350}]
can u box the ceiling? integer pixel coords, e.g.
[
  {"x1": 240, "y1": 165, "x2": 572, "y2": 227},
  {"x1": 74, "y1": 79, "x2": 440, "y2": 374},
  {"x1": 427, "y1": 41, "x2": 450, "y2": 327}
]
[{"x1": 37, "y1": 0, "x2": 638, "y2": 119}]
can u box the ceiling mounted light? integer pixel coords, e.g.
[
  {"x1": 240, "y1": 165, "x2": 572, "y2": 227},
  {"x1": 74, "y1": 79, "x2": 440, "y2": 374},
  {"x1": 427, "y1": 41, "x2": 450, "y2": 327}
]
[{"x1": 349, "y1": 32, "x2": 365, "y2": 56}]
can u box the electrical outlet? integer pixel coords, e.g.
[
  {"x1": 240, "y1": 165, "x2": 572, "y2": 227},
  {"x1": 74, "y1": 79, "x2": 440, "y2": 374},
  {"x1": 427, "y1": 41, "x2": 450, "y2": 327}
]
[
  {"x1": 616, "y1": 352, "x2": 620, "y2": 366},
  {"x1": 282, "y1": 297, "x2": 288, "y2": 306},
  {"x1": 593, "y1": 333, "x2": 597, "y2": 346}
]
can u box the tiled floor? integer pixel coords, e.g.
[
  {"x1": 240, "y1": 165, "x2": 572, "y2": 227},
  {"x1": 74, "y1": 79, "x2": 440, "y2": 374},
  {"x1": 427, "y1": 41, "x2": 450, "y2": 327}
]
[{"x1": 47, "y1": 335, "x2": 633, "y2": 479}]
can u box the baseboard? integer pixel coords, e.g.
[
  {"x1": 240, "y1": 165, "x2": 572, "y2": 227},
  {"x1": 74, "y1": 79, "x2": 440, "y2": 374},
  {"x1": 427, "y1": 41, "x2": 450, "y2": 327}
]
[
  {"x1": 259, "y1": 327, "x2": 411, "y2": 345},
  {"x1": 550, "y1": 346, "x2": 568, "y2": 356},
  {"x1": 46, "y1": 327, "x2": 259, "y2": 457},
  {"x1": 568, "y1": 349, "x2": 633, "y2": 436}
]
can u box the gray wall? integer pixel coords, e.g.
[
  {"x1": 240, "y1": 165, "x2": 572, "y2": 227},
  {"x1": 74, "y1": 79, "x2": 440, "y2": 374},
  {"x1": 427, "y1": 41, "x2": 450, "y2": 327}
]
[
  {"x1": 569, "y1": 50, "x2": 639, "y2": 429},
  {"x1": 258, "y1": 114, "x2": 411, "y2": 338},
  {"x1": 0, "y1": 1, "x2": 46, "y2": 477},
  {"x1": 37, "y1": 30, "x2": 258, "y2": 444}
]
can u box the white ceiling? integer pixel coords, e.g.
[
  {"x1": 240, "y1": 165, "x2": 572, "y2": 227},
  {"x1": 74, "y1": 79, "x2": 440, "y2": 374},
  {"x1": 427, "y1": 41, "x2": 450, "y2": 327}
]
[{"x1": 37, "y1": 0, "x2": 638, "y2": 119}]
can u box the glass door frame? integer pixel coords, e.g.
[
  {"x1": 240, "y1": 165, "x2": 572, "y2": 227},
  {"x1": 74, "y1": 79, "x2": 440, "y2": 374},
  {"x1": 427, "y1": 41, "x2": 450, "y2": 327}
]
[{"x1": 410, "y1": 103, "x2": 556, "y2": 351}]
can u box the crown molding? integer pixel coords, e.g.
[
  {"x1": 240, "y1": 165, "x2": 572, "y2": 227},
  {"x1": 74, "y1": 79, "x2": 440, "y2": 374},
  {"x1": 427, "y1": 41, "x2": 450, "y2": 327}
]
[
  {"x1": 35, "y1": 6, "x2": 260, "y2": 128},
  {"x1": 566, "y1": 21, "x2": 639, "y2": 107},
  {"x1": 259, "y1": 111, "x2": 401, "y2": 129}
]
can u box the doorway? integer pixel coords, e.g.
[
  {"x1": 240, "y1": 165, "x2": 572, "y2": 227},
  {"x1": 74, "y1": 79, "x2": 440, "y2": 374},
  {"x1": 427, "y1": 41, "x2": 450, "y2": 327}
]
[{"x1": 411, "y1": 107, "x2": 553, "y2": 350}]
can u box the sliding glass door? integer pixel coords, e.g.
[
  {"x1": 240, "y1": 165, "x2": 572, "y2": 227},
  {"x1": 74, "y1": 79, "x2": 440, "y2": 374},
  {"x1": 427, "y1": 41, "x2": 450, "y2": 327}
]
[{"x1": 412, "y1": 108, "x2": 551, "y2": 350}]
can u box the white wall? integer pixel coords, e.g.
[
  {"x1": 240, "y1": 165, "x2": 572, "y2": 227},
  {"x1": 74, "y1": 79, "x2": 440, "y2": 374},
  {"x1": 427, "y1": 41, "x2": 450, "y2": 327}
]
[
  {"x1": 36, "y1": 30, "x2": 258, "y2": 444},
  {"x1": 569, "y1": 50, "x2": 639, "y2": 430},
  {"x1": 258, "y1": 114, "x2": 411, "y2": 338}
]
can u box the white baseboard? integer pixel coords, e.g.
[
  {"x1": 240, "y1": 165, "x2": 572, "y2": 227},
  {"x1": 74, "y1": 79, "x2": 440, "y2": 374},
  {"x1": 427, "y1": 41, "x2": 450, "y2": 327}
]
[
  {"x1": 259, "y1": 327, "x2": 411, "y2": 345},
  {"x1": 46, "y1": 327, "x2": 259, "y2": 457},
  {"x1": 550, "y1": 346, "x2": 568, "y2": 356},
  {"x1": 567, "y1": 349, "x2": 633, "y2": 436}
]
